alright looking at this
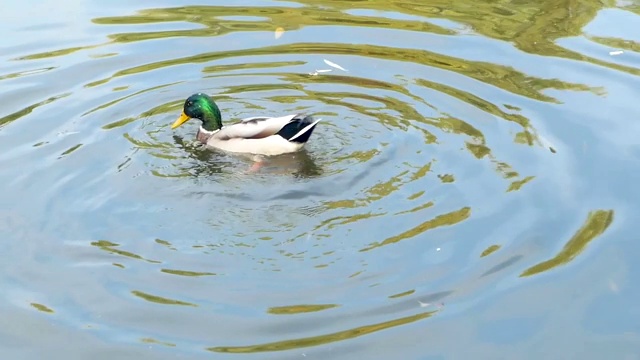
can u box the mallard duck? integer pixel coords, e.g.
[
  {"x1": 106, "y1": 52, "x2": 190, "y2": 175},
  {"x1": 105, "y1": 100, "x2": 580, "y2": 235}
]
[{"x1": 171, "y1": 93, "x2": 321, "y2": 156}]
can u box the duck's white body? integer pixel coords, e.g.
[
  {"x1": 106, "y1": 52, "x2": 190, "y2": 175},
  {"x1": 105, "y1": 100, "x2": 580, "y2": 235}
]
[{"x1": 196, "y1": 114, "x2": 321, "y2": 156}]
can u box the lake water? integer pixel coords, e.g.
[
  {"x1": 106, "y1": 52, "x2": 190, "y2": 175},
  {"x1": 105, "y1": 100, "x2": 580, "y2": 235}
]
[{"x1": 2, "y1": 1, "x2": 640, "y2": 359}]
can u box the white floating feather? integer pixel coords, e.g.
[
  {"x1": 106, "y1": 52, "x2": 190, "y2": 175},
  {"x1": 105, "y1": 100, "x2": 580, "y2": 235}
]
[{"x1": 323, "y1": 59, "x2": 348, "y2": 72}]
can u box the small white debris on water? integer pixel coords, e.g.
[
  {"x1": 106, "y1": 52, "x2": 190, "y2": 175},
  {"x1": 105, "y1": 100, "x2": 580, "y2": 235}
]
[
  {"x1": 609, "y1": 50, "x2": 624, "y2": 56},
  {"x1": 309, "y1": 69, "x2": 332, "y2": 76},
  {"x1": 418, "y1": 300, "x2": 429, "y2": 307},
  {"x1": 436, "y1": 247, "x2": 441, "y2": 251},
  {"x1": 274, "y1": 27, "x2": 284, "y2": 39},
  {"x1": 309, "y1": 59, "x2": 347, "y2": 76},
  {"x1": 323, "y1": 59, "x2": 348, "y2": 71}
]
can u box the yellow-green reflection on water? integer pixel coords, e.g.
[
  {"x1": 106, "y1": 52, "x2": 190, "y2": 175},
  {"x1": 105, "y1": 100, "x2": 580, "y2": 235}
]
[
  {"x1": 389, "y1": 289, "x2": 416, "y2": 299},
  {"x1": 141, "y1": 337, "x2": 176, "y2": 347},
  {"x1": 91, "y1": 240, "x2": 161, "y2": 264},
  {"x1": 292, "y1": 0, "x2": 637, "y2": 76},
  {"x1": 507, "y1": 175, "x2": 536, "y2": 192},
  {"x1": 394, "y1": 201, "x2": 434, "y2": 216},
  {"x1": 160, "y1": 269, "x2": 216, "y2": 277},
  {"x1": 155, "y1": 239, "x2": 176, "y2": 250},
  {"x1": 91, "y1": 5, "x2": 454, "y2": 41},
  {"x1": 480, "y1": 244, "x2": 501, "y2": 257},
  {"x1": 438, "y1": 174, "x2": 455, "y2": 183},
  {"x1": 521, "y1": 210, "x2": 615, "y2": 277},
  {"x1": 86, "y1": 83, "x2": 179, "y2": 118},
  {"x1": 415, "y1": 78, "x2": 539, "y2": 147},
  {"x1": 30, "y1": 303, "x2": 54, "y2": 314},
  {"x1": 131, "y1": 290, "x2": 198, "y2": 307},
  {"x1": 208, "y1": 310, "x2": 436, "y2": 353},
  {"x1": 86, "y1": 0, "x2": 619, "y2": 74},
  {"x1": 0, "y1": 94, "x2": 70, "y2": 129},
  {"x1": 267, "y1": 304, "x2": 339, "y2": 315},
  {"x1": 15, "y1": 45, "x2": 100, "y2": 61},
  {"x1": 361, "y1": 207, "x2": 471, "y2": 252},
  {"x1": 589, "y1": 36, "x2": 640, "y2": 52},
  {"x1": 58, "y1": 144, "x2": 83, "y2": 158},
  {"x1": 203, "y1": 60, "x2": 307, "y2": 73},
  {"x1": 89, "y1": 41, "x2": 596, "y2": 104},
  {"x1": 0, "y1": 67, "x2": 55, "y2": 81}
]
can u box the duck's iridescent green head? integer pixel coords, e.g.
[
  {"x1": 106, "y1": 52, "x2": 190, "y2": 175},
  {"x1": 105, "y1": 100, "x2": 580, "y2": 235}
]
[{"x1": 171, "y1": 93, "x2": 222, "y2": 131}]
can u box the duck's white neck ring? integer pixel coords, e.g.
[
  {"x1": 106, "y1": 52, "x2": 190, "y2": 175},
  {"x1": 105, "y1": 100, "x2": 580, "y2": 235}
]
[{"x1": 196, "y1": 126, "x2": 217, "y2": 144}]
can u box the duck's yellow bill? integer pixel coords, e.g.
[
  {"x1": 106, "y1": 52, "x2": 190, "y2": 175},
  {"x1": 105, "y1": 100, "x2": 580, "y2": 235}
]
[{"x1": 171, "y1": 112, "x2": 190, "y2": 129}]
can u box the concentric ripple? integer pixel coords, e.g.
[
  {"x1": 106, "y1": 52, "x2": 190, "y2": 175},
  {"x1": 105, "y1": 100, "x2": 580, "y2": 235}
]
[{"x1": 1, "y1": 1, "x2": 636, "y2": 358}]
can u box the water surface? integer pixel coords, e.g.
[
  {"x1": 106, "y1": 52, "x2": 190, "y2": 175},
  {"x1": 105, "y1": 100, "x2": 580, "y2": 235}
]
[{"x1": 2, "y1": 1, "x2": 640, "y2": 359}]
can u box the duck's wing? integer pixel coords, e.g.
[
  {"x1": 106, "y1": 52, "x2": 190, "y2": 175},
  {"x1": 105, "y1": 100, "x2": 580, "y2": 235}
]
[{"x1": 215, "y1": 114, "x2": 299, "y2": 140}]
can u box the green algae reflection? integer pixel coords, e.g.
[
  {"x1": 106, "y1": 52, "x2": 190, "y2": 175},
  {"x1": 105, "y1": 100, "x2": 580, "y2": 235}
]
[
  {"x1": 88, "y1": 0, "x2": 628, "y2": 78},
  {"x1": 91, "y1": 240, "x2": 161, "y2": 263},
  {"x1": 161, "y1": 269, "x2": 216, "y2": 277},
  {"x1": 480, "y1": 244, "x2": 501, "y2": 257},
  {"x1": 31, "y1": 303, "x2": 54, "y2": 314},
  {"x1": 294, "y1": 0, "x2": 637, "y2": 76},
  {"x1": 0, "y1": 93, "x2": 70, "y2": 128},
  {"x1": 92, "y1": 5, "x2": 453, "y2": 43},
  {"x1": 267, "y1": 304, "x2": 339, "y2": 315},
  {"x1": 361, "y1": 207, "x2": 471, "y2": 252},
  {"x1": 141, "y1": 337, "x2": 176, "y2": 347},
  {"x1": 58, "y1": 144, "x2": 83, "y2": 158},
  {"x1": 389, "y1": 289, "x2": 416, "y2": 299},
  {"x1": 209, "y1": 310, "x2": 435, "y2": 353},
  {"x1": 131, "y1": 290, "x2": 197, "y2": 307},
  {"x1": 93, "y1": 41, "x2": 594, "y2": 105},
  {"x1": 521, "y1": 210, "x2": 614, "y2": 277}
]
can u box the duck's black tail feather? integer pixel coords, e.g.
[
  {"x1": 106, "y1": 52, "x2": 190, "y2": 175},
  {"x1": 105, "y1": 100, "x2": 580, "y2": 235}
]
[{"x1": 277, "y1": 115, "x2": 321, "y2": 144}]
